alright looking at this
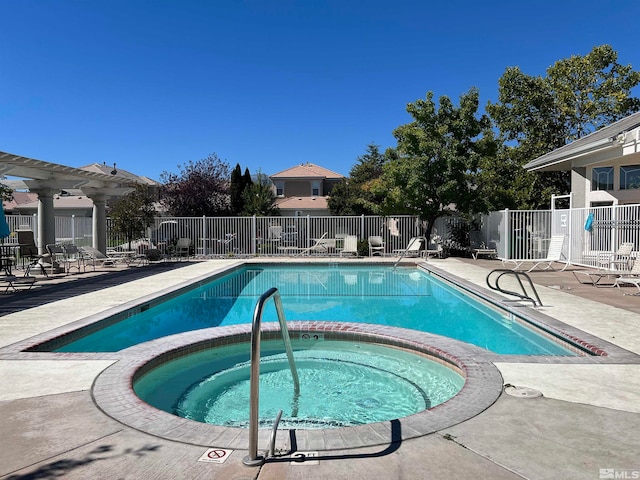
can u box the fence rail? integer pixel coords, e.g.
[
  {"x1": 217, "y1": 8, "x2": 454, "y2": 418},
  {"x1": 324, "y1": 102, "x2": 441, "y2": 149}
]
[{"x1": 3, "y1": 204, "x2": 639, "y2": 263}]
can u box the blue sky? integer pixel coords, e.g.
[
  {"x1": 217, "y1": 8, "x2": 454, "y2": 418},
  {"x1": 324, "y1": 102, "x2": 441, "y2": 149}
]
[{"x1": 2, "y1": 0, "x2": 639, "y2": 182}]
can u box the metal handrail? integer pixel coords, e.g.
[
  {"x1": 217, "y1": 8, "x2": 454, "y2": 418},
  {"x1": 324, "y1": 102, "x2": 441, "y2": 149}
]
[
  {"x1": 486, "y1": 269, "x2": 543, "y2": 307},
  {"x1": 243, "y1": 287, "x2": 300, "y2": 467}
]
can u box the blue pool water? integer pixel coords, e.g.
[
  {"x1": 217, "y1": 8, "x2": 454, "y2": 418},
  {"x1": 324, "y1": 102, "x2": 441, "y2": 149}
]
[
  {"x1": 135, "y1": 340, "x2": 465, "y2": 428},
  {"x1": 55, "y1": 265, "x2": 577, "y2": 355}
]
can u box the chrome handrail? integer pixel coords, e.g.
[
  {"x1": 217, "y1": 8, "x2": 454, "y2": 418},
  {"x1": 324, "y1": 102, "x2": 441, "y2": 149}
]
[
  {"x1": 486, "y1": 269, "x2": 543, "y2": 307},
  {"x1": 243, "y1": 287, "x2": 300, "y2": 467}
]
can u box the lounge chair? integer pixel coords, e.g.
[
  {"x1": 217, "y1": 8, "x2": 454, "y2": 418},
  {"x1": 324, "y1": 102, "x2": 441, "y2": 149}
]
[
  {"x1": 297, "y1": 232, "x2": 330, "y2": 256},
  {"x1": 573, "y1": 268, "x2": 620, "y2": 287},
  {"x1": 393, "y1": 237, "x2": 423, "y2": 258},
  {"x1": 368, "y1": 236, "x2": 385, "y2": 256},
  {"x1": 502, "y1": 235, "x2": 568, "y2": 272},
  {"x1": 216, "y1": 233, "x2": 238, "y2": 256},
  {"x1": 340, "y1": 235, "x2": 358, "y2": 257},
  {"x1": 597, "y1": 242, "x2": 634, "y2": 271},
  {"x1": 79, "y1": 246, "x2": 117, "y2": 267},
  {"x1": 614, "y1": 260, "x2": 640, "y2": 295},
  {"x1": 470, "y1": 231, "x2": 497, "y2": 259}
]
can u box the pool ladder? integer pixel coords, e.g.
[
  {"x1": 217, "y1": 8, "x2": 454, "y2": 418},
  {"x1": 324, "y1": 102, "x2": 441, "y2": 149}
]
[
  {"x1": 486, "y1": 269, "x2": 543, "y2": 307},
  {"x1": 243, "y1": 287, "x2": 300, "y2": 467}
]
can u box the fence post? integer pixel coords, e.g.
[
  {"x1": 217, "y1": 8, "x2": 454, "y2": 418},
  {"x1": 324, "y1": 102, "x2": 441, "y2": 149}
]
[
  {"x1": 71, "y1": 214, "x2": 76, "y2": 244},
  {"x1": 503, "y1": 209, "x2": 510, "y2": 260},
  {"x1": 252, "y1": 215, "x2": 257, "y2": 255}
]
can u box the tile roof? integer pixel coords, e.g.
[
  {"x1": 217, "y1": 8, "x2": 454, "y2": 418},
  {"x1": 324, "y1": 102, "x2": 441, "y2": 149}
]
[
  {"x1": 275, "y1": 196, "x2": 329, "y2": 210},
  {"x1": 270, "y1": 163, "x2": 344, "y2": 179}
]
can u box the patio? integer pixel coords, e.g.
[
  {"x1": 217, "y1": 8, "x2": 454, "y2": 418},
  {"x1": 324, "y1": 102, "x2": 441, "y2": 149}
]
[{"x1": 0, "y1": 257, "x2": 639, "y2": 479}]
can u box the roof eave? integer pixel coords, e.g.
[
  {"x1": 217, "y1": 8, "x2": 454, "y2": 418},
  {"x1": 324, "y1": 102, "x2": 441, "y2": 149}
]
[{"x1": 524, "y1": 137, "x2": 616, "y2": 172}]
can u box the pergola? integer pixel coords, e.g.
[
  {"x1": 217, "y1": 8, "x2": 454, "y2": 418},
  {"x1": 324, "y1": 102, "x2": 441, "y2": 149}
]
[{"x1": 0, "y1": 150, "x2": 138, "y2": 254}]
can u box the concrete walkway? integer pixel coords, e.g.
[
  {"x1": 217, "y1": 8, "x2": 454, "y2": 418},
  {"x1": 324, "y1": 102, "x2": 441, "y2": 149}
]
[{"x1": 1, "y1": 257, "x2": 639, "y2": 479}]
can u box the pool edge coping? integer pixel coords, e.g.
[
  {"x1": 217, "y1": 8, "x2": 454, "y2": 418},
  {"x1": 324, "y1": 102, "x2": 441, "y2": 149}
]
[{"x1": 92, "y1": 322, "x2": 504, "y2": 451}]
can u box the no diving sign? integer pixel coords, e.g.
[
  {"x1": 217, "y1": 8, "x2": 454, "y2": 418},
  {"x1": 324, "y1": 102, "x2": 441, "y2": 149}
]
[{"x1": 198, "y1": 448, "x2": 233, "y2": 464}]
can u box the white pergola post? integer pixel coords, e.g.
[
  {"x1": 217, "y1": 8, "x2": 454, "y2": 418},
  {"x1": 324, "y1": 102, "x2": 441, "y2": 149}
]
[
  {"x1": 29, "y1": 187, "x2": 57, "y2": 254},
  {"x1": 90, "y1": 195, "x2": 108, "y2": 253}
]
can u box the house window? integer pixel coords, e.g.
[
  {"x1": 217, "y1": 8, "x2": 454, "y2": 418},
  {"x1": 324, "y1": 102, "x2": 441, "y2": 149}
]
[
  {"x1": 620, "y1": 165, "x2": 640, "y2": 190},
  {"x1": 275, "y1": 181, "x2": 284, "y2": 197},
  {"x1": 591, "y1": 167, "x2": 613, "y2": 191},
  {"x1": 311, "y1": 181, "x2": 320, "y2": 196}
]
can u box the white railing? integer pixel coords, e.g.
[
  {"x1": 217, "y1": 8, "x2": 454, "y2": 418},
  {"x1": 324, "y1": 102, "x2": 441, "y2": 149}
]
[{"x1": 4, "y1": 204, "x2": 639, "y2": 263}]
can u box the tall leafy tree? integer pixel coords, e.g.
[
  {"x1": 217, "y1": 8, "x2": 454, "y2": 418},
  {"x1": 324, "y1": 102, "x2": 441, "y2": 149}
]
[
  {"x1": 109, "y1": 184, "x2": 156, "y2": 250},
  {"x1": 159, "y1": 153, "x2": 231, "y2": 216},
  {"x1": 375, "y1": 88, "x2": 495, "y2": 238},
  {"x1": 242, "y1": 171, "x2": 279, "y2": 216},
  {"x1": 328, "y1": 144, "x2": 386, "y2": 215},
  {"x1": 485, "y1": 44, "x2": 640, "y2": 209}
]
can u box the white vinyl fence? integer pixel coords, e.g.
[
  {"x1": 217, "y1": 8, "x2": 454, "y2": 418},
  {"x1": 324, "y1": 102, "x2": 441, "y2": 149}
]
[{"x1": 4, "y1": 204, "x2": 639, "y2": 263}]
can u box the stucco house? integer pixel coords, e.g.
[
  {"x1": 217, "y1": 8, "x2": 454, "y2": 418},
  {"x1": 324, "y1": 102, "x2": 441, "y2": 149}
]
[
  {"x1": 270, "y1": 162, "x2": 344, "y2": 216},
  {"x1": 524, "y1": 111, "x2": 640, "y2": 208}
]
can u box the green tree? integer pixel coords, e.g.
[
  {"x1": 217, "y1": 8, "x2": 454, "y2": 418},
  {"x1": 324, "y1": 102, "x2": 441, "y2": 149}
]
[
  {"x1": 242, "y1": 172, "x2": 280, "y2": 216},
  {"x1": 328, "y1": 144, "x2": 386, "y2": 215},
  {"x1": 485, "y1": 44, "x2": 640, "y2": 209},
  {"x1": 0, "y1": 184, "x2": 13, "y2": 202},
  {"x1": 229, "y1": 164, "x2": 244, "y2": 215},
  {"x1": 159, "y1": 153, "x2": 231, "y2": 216},
  {"x1": 375, "y1": 88, "x2": 495, "y2": 238},
  {"x1": 109, "y1": 184, "x2": 156, "y2": 251},
  {"x1": 242, "y1": 168, "x2": 253, "y2": 192}
]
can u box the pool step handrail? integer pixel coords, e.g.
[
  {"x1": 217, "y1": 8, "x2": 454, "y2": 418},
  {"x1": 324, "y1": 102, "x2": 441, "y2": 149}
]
[
  {"x1": 268, "y1": 410, "x2": 283, "y2": 458},
  {"x1": 243, "y1": 287, "x2": 300, "y2": 467},
  {"x1": 486, "y1": 269, "x2": 543, "y2": 307}
]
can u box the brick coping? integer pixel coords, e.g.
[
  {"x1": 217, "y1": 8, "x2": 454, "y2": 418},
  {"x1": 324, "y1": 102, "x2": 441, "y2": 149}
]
[{"x1": 92, "y1": 322, "x2": 503, "y2": 450}]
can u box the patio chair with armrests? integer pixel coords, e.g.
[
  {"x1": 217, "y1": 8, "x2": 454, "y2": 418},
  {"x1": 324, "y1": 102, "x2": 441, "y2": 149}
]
[
  {"x1": 173, "y1": 237, "x2": 192, "y2": 261},
  {"x1": 368, "y1": 236, "x2": 385, "y2": 256},
  {"x1": 17, "y1": 230, "x2": 48, "y2": 277},
  {"x1": 62, "y1": 244, "x2": 95, "y2": 273}
]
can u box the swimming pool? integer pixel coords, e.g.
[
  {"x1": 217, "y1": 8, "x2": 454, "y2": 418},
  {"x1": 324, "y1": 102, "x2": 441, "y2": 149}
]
[
  {"x1": 50, "y1": 264, "x2": 579, "y2": 355},
  {"x1": 135, "y1": 339, "x2": 465, "y2": 429}
]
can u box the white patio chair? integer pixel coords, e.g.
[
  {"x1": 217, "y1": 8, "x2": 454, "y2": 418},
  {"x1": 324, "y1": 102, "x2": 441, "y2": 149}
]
[
  {"x1": 368, "y1": 236, "x2": 385, "y2": 256},
  {"x1": 340, "y1": 235, "x2": 358, "y2": 257}
]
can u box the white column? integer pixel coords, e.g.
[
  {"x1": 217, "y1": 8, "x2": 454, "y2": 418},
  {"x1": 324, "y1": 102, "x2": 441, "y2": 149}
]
[
  {"x1": 90, "y1": 195, "x2": 108, "y2": 253},
  {"x1": 30, "y1": 187, "x2": 57, "y2": 254}
]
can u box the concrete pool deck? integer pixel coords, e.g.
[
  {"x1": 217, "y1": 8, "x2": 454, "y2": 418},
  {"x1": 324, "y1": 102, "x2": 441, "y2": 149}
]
[{"x1": 0, "y1": 257, "x2": 639, "y2": 479}]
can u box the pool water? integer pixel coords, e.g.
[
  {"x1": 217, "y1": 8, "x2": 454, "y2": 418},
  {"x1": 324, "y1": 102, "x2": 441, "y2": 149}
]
[
  {"x1": 134, "y1": 340, "x2": 464, "y2": 428},
  {"x1": 55, "y1": 265, "x2": 577, "y2": 355}
]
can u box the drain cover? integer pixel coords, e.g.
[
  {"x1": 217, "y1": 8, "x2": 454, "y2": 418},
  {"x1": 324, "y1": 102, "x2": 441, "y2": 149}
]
[{"x1": 504, "y1": 385, "x2": 543, "y2": 398}]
